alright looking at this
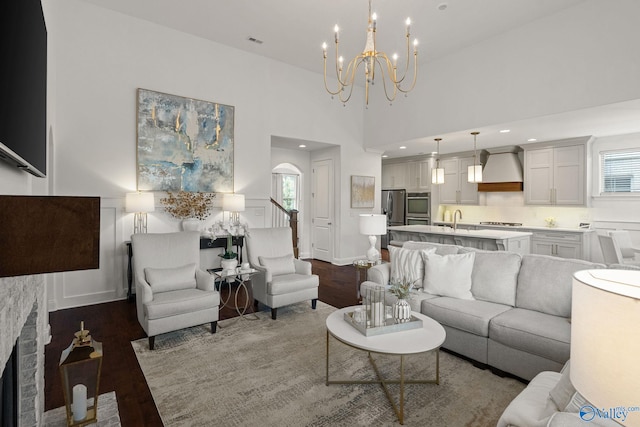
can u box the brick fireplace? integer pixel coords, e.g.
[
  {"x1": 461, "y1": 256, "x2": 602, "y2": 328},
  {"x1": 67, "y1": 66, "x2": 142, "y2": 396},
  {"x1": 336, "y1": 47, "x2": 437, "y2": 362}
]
[{"x1": 0, "y1": 275, "x2": 46, "y2": 426}]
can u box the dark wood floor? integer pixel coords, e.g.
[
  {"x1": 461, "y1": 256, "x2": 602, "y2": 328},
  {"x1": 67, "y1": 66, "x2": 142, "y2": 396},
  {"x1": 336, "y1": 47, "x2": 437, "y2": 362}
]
[{"x1": 44, "y1": 256, "x2": 385, "y2": 426}]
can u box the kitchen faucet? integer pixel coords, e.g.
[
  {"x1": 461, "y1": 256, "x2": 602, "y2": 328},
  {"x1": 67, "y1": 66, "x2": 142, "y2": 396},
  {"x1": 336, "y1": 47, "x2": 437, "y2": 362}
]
[{"x1": 453, "y1": 209, "x2": 462, "y2": 231}]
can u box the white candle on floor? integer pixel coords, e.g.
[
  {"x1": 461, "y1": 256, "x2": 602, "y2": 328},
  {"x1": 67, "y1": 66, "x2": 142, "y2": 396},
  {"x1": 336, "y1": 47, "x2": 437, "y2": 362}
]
[{"x1": 72, "y1": 383, "x2": 87, "y2": 421}]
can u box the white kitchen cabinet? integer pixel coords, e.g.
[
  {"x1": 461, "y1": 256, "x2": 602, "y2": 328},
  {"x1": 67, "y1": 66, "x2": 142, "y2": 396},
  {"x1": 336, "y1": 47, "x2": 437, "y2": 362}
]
[
  {"x1": 382, "y1": 163, "x2": 407, "y2": 189},
  {"x1": 529, "y1": 230, "x2": 585, "y2": 260},
  {"x1": 407, "y1": 159, "x2": 433, "y2": 192},
  {"x1": 439, "y1": 157, "x2": 478, "y2": 205},
  {"x1": 525, "y1": 143, "x2": 585, "y2": 206}
]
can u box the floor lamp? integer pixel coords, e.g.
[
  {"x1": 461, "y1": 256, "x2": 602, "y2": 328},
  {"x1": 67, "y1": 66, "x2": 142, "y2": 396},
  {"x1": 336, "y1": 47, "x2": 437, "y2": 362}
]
[
  {"x1": 359, "y1": 214, "x2": 387, "y2": 262},
  {"x1": 571, "y1": 269, "x2": 640, "y2": 426}
]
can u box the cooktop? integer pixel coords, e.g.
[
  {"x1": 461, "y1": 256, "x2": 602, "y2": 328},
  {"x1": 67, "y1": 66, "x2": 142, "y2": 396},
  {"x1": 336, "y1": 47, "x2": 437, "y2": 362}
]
[{"x1": 479, "y1": 221, "x2": 523, "y2": 227}]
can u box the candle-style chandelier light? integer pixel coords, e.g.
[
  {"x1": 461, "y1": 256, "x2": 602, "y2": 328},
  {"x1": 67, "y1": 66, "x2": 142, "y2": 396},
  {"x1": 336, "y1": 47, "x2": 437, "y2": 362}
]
[{"x1": 322, "y1": 0, "x2": 418, "y2": 106}]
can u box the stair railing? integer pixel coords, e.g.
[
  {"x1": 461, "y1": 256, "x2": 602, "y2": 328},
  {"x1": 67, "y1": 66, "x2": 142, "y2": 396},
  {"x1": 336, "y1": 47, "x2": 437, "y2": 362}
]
[{"x1": 270, "y1": 198, "x2": 299, "y2": 258}]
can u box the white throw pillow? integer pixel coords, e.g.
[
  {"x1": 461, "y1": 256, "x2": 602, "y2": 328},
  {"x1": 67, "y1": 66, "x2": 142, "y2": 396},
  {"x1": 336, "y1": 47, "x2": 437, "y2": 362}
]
[
  {"x1": 549, "y1": 360, "x2": 575, "y2": 411},
  {"x1": 388, "y1": 245, "x2": 435, "y2": 286},
  {"x1": 144, "y1": 263, "x2": 197, "y2": 293},
  {"x1": 258, "y1": 254, "x2": 296, "y2": 276},
  {"x1": 422, "y1": 252, "x2": 475, "y2": 300}
]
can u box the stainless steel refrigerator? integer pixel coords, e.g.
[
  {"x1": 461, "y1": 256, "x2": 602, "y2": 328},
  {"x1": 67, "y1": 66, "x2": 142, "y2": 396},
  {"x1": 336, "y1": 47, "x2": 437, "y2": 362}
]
[{"x1": 381, "y1": 189, "x2": 406, "y2": 249}]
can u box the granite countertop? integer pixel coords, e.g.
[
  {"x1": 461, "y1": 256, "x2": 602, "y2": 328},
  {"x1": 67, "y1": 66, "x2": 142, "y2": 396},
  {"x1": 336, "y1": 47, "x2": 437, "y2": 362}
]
[
  {"x1": 432, "y1": 221, "x2": 594, "y2": 233},
  {"x1": 388, "y1": 225, "x2": 533, "y2": 239}
]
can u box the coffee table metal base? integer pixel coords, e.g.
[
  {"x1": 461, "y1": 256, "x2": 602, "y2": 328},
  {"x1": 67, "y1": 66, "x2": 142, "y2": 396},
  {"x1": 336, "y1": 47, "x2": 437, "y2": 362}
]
[{"x1": 325, "y1": 331, "x2": 440, "y2": 425}]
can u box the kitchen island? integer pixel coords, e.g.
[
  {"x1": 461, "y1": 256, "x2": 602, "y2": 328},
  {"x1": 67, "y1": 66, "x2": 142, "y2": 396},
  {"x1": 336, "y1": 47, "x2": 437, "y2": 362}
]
[{"x1": 388, "y1": 225, "x2": 532, "y2": 254}]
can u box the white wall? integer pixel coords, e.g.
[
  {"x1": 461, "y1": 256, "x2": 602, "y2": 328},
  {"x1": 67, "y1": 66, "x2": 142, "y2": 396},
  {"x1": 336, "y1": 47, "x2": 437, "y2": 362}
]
[
  {"x1": 40, "y1": 0, "x2": 370, "y2": 309},
  {"x1": 364, "y1": 0, "x2": 640, "y2": 148}
]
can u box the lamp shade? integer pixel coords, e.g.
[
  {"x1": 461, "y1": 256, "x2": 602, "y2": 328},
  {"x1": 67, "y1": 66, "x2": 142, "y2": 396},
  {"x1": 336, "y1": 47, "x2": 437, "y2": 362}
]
[
  {"x1": 467, "y1": 164, "x2": 483, "y2": 183},
  {"x1": 125, "y1": 192, "x2": 155, "y2": 213},
  {"x1": 571, "y1": 270, "x2": 640, "y2": 425},
  {"x1": 359, "y1": 214, "x2": 387, "y2": 236},
  {"x1": 222, "y1": 194, "x2": 245, "y2": 212},
  {"x1": 432, "y1": 167, "x2": 445, "y2": 185}
]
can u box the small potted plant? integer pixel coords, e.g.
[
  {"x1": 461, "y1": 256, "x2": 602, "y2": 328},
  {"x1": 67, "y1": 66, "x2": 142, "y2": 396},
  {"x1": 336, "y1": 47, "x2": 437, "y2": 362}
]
[
  {"x1": 388, "y1": 277, "x2": 416, "y2": 323},
  {"x1": 209, "y1": 221, "x2": 246, "y2": 272}
]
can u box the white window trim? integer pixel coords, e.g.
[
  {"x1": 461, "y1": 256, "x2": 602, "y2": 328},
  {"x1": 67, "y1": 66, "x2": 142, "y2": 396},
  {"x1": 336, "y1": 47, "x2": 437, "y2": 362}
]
[{"x1": 591, "y1": 135, "x2": 640, "y2": 200}]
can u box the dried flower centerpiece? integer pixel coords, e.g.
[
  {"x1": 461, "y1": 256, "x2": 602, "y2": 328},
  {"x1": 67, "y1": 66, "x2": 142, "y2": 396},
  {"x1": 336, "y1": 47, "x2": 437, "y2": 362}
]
[{"x1": 160, "y1": 191, "x2": 216, "y2": 220}]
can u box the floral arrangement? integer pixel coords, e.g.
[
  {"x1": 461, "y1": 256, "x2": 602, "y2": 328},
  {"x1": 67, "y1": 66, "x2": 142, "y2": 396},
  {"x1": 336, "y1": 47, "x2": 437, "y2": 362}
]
[
  {"x1": 160, "y1": 191, "x2": 216, "y2": 220},
  {"x1": 208, "y1": 221, "x2": 247, "y2": 259},
  {"x1": 544, "y1": 217, "x2": 557, "y2": 227},
  {"x1": 388, "y1": 277, "x2": 417, "y2": 300}
]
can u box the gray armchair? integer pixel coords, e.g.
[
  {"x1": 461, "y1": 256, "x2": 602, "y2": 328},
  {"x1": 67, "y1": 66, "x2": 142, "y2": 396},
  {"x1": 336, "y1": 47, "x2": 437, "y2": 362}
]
[
  {"x1": 131, "y1": 231, "x2": 220, "y2": 349},
  {"x1": 245, "y1": 227, "x2": 319, "y2": 319}
]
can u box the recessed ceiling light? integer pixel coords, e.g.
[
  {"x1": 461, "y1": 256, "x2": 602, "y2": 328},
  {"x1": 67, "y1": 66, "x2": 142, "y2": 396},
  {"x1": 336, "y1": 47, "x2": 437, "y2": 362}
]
[
  {"x1": 437, "y1": 2, "x2": 448, "y2": 11},
  {"x1": 499, "y1": 129, "x2": 510, "y2": 133},
  {"x1": 527, "y1": 138, "x2": 537, "y2": 142},
  {"x1": 399, "y1": 146, "x2": 407, "y2": 150},
  {"x1": 382, "y1": 154, "x2": 388, "y2": 158},
  {"x1": 298, "y1": 144, "x2": 306, "y2": 148}
]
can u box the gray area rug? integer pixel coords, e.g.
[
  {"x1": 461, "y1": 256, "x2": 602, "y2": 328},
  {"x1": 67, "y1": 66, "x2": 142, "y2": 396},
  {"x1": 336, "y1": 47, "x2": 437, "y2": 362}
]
[
  {"x1": 43, "y1": 391, "x2": 121, "y2": 426},
  {"x1": 132, "y1": 302, "x2": 525, "y2": 426}
]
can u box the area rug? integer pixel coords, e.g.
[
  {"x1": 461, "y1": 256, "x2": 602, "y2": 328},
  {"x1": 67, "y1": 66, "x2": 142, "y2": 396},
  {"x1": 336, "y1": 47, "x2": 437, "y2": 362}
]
[
  {"x1": 43, "y1": 391, "x2": 121, "y2": 426},
  {"x1": 132, "y1": 302, "x2": 525, "y2": 426}
]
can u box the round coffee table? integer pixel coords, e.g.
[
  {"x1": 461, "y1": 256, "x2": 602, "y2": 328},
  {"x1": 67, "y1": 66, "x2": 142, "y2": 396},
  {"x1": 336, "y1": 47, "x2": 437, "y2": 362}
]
[{"x1": 325, "y1": 306, "x2": 446, "y2": 425}]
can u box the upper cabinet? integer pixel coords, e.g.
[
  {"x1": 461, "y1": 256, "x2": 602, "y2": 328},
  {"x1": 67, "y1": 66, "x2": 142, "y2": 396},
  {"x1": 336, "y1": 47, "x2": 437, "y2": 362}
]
[
  {"x1": 382, "y1": 158, "x2": 433, "y2": 191},
  {"x1": 439, "y1": 156, "x2": 478, "y2": 205},
  {"x1": 524, "y1": 137, "x2": 590, "y2": 206}
]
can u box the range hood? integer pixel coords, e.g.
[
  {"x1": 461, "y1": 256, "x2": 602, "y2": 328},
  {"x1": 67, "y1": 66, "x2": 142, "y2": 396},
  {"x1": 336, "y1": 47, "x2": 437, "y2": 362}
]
[{"x1": 477, "y1": 150, "x2": 523, "y2": 192}]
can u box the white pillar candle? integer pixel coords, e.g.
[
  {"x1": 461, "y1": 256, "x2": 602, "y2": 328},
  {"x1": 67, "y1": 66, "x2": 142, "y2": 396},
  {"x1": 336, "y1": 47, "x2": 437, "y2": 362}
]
[
  {"x1": 372, "y1": 302, "x2": 384, "y2": 327},
  {"x1": 72, "y1": 383, "x2": 87, "y2": 421}
]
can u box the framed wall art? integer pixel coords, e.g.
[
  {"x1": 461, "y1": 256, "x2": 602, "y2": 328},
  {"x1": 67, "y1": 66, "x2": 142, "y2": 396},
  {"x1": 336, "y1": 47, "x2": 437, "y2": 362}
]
[
  {"x1": 350, "y1": 175, "x2": 375, "y2": 208},
  {"x1": 136, "y1": 88, "x2": 234, "y2": 192}
]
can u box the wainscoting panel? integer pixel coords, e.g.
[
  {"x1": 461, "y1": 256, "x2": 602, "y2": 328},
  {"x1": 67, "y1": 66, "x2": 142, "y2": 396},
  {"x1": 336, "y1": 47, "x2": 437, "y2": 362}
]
[{"x1": 52, "y1": 200, "x2": 125, "y2": 310}]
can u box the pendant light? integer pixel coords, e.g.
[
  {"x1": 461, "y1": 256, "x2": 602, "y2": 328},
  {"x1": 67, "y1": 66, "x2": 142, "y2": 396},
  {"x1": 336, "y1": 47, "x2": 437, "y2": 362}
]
[
  {"x1": 467, "y1": 131, "x2": 483, "y2": 183},
  {"x1": 431, "y1": 138, "x2": 445, "y2": 184}
]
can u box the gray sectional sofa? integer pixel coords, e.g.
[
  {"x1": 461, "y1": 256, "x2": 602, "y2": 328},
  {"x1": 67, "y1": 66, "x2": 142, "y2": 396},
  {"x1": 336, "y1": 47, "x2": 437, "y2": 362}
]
[{"x1": 361, "y1": 241, "x2": 606, "y2": 381}]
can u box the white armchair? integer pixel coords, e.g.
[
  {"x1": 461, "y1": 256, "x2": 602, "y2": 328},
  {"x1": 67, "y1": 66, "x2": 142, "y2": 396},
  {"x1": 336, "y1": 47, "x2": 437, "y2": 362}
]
[
  {"x1": 131, "y1": 231, "x2": 220, "y2": 349},
  {"x1": 245, "y1": 227, "x2": 319, "y2": 319},
  {"x1": 608, "y1": 230, "x2": 640, "y2": 266}
]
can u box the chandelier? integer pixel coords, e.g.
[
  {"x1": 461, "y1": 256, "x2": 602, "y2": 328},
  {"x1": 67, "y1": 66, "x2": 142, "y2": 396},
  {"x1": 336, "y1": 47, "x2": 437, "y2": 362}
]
[{"x1": 322, "y1": 0, "x2": 418, "y2": 106}]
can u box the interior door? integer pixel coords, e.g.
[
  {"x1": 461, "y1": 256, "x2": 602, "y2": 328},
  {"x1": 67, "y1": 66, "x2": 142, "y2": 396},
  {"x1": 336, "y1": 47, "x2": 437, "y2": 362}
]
[{"x1": 312, "y1": 159, "x2": 333, "y2": 262}]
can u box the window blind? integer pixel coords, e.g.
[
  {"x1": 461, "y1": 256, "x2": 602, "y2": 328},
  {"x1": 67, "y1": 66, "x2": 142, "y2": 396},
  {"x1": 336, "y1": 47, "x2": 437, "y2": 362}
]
[{"x1": 601, "y1": 150, "x2": 640, "y2": 193}]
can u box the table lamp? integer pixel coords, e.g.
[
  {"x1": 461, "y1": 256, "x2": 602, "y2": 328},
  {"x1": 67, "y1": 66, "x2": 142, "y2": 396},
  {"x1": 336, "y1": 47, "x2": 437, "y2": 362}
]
[
  {"x1": 125, "y1": 192, "x2": 155, "y2": 234},
  {"x1": 571, "y1": 269, "x2": 640, "y2": 426},
  {"x1": 359, "y1": 214, "x2": 387, "y2": 262},
  {"x1": 222, "y1": 193, "x2": 245, "y2": 224}
]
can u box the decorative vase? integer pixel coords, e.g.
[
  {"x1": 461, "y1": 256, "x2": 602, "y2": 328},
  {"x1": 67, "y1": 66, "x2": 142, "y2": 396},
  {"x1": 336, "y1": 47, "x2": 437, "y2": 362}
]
[
  {"x1": 220, "y1": 258, "x2": 238, "y2": 272},
  {"x1": 392, "y1": 298, "x2": 412, "y2": 323},
  {"x1": 181, "y1": 218, "x2": 201, "y2": 232}
]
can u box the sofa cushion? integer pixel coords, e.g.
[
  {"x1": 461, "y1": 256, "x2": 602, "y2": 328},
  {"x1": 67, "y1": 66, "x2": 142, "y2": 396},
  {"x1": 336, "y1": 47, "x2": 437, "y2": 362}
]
[
  {"x1": 402, "y1": 241, "x2": 460, "y2": 255},
  {"x1": 460, "y1": 248, "x2": 521, "y2": 306},
  {"x1": 388, "y1": 245, "x2": 435, "y2": 285},
  {"x1": 516, "y1": 255, "x2": 605, "y2": 317},
  {"x1": 549, "y1": 360, "x2": 575, "y2": 411},
  {"x1": 489, "y1": 308, "x2": 570, "y2": 364},
  {"x1": 145, "y1": 288, "x2": 220, "y2": 320},
  {"x1": 144, "y1": 263, "x2": 197, "y2": 293},
  {"x1": 268, "y1": 273, "x2": 319, "y2": 295},
  {"x1": 259, "y1": 254, "x2": 296, "y2": 276},
  {"x1": 423, "y1": 252, "x2": 475, "y2": 300},
  {"x1": 421, "y1": 297, "x2": 511, "y2": 337}
]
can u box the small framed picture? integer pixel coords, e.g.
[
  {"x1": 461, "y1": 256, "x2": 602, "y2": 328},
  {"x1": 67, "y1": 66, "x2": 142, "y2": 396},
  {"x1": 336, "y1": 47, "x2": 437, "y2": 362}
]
[{"x1": 350, "y1": 175, "x2": 375, "y2": 208}]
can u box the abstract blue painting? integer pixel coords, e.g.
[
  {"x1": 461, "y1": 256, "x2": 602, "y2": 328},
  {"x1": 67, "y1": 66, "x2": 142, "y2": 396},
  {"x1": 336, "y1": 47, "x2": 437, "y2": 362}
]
[{"x1": 136, "y1": 88, "x2": 234, "y2": 192}]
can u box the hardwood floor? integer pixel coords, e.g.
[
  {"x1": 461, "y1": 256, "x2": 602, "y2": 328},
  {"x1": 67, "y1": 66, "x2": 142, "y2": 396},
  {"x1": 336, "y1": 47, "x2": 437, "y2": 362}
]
[{"x1": 44, "y1": 256, "x2": 385, "y2": 426}]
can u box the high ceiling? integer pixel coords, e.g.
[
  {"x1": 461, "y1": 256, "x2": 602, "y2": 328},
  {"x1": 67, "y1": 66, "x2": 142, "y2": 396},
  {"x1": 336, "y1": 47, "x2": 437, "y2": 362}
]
[{"x1": 79, "y1": 0, "x2": 640, "y2": 157}]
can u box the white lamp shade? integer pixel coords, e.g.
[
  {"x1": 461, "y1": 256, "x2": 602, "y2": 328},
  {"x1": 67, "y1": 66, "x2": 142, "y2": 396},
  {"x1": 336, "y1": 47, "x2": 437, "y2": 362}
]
[
  {"x1": 467, "y1": 164, "x2": 483, "y2": 183},
  {"x1": 222, "y1": 194, "x2": 245, "y2": 212},
  {"x1": 359, "y1": 214, "x2": 387, "y2": 236},
  {"x1": 432, "y1": 167, "x2": 445, "y2": 185},
  {"x1": 571, "y1": 269, "x2": 640, "y2": 423},
  {"x1": 125, "y1": 192, "x2": 155, "y2": 213}
]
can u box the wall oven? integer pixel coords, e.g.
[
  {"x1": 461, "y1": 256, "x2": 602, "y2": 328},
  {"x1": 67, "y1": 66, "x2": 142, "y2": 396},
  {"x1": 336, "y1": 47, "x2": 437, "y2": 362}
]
[{"x1": 406, "y1": 192, "x2": 431, "y2": 224}]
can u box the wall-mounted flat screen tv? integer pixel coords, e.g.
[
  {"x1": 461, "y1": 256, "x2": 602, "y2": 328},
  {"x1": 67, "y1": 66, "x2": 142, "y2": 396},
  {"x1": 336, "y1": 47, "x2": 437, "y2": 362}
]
[{"x1": 0, "y1": 0, "x2": 47, "y2": 177}]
